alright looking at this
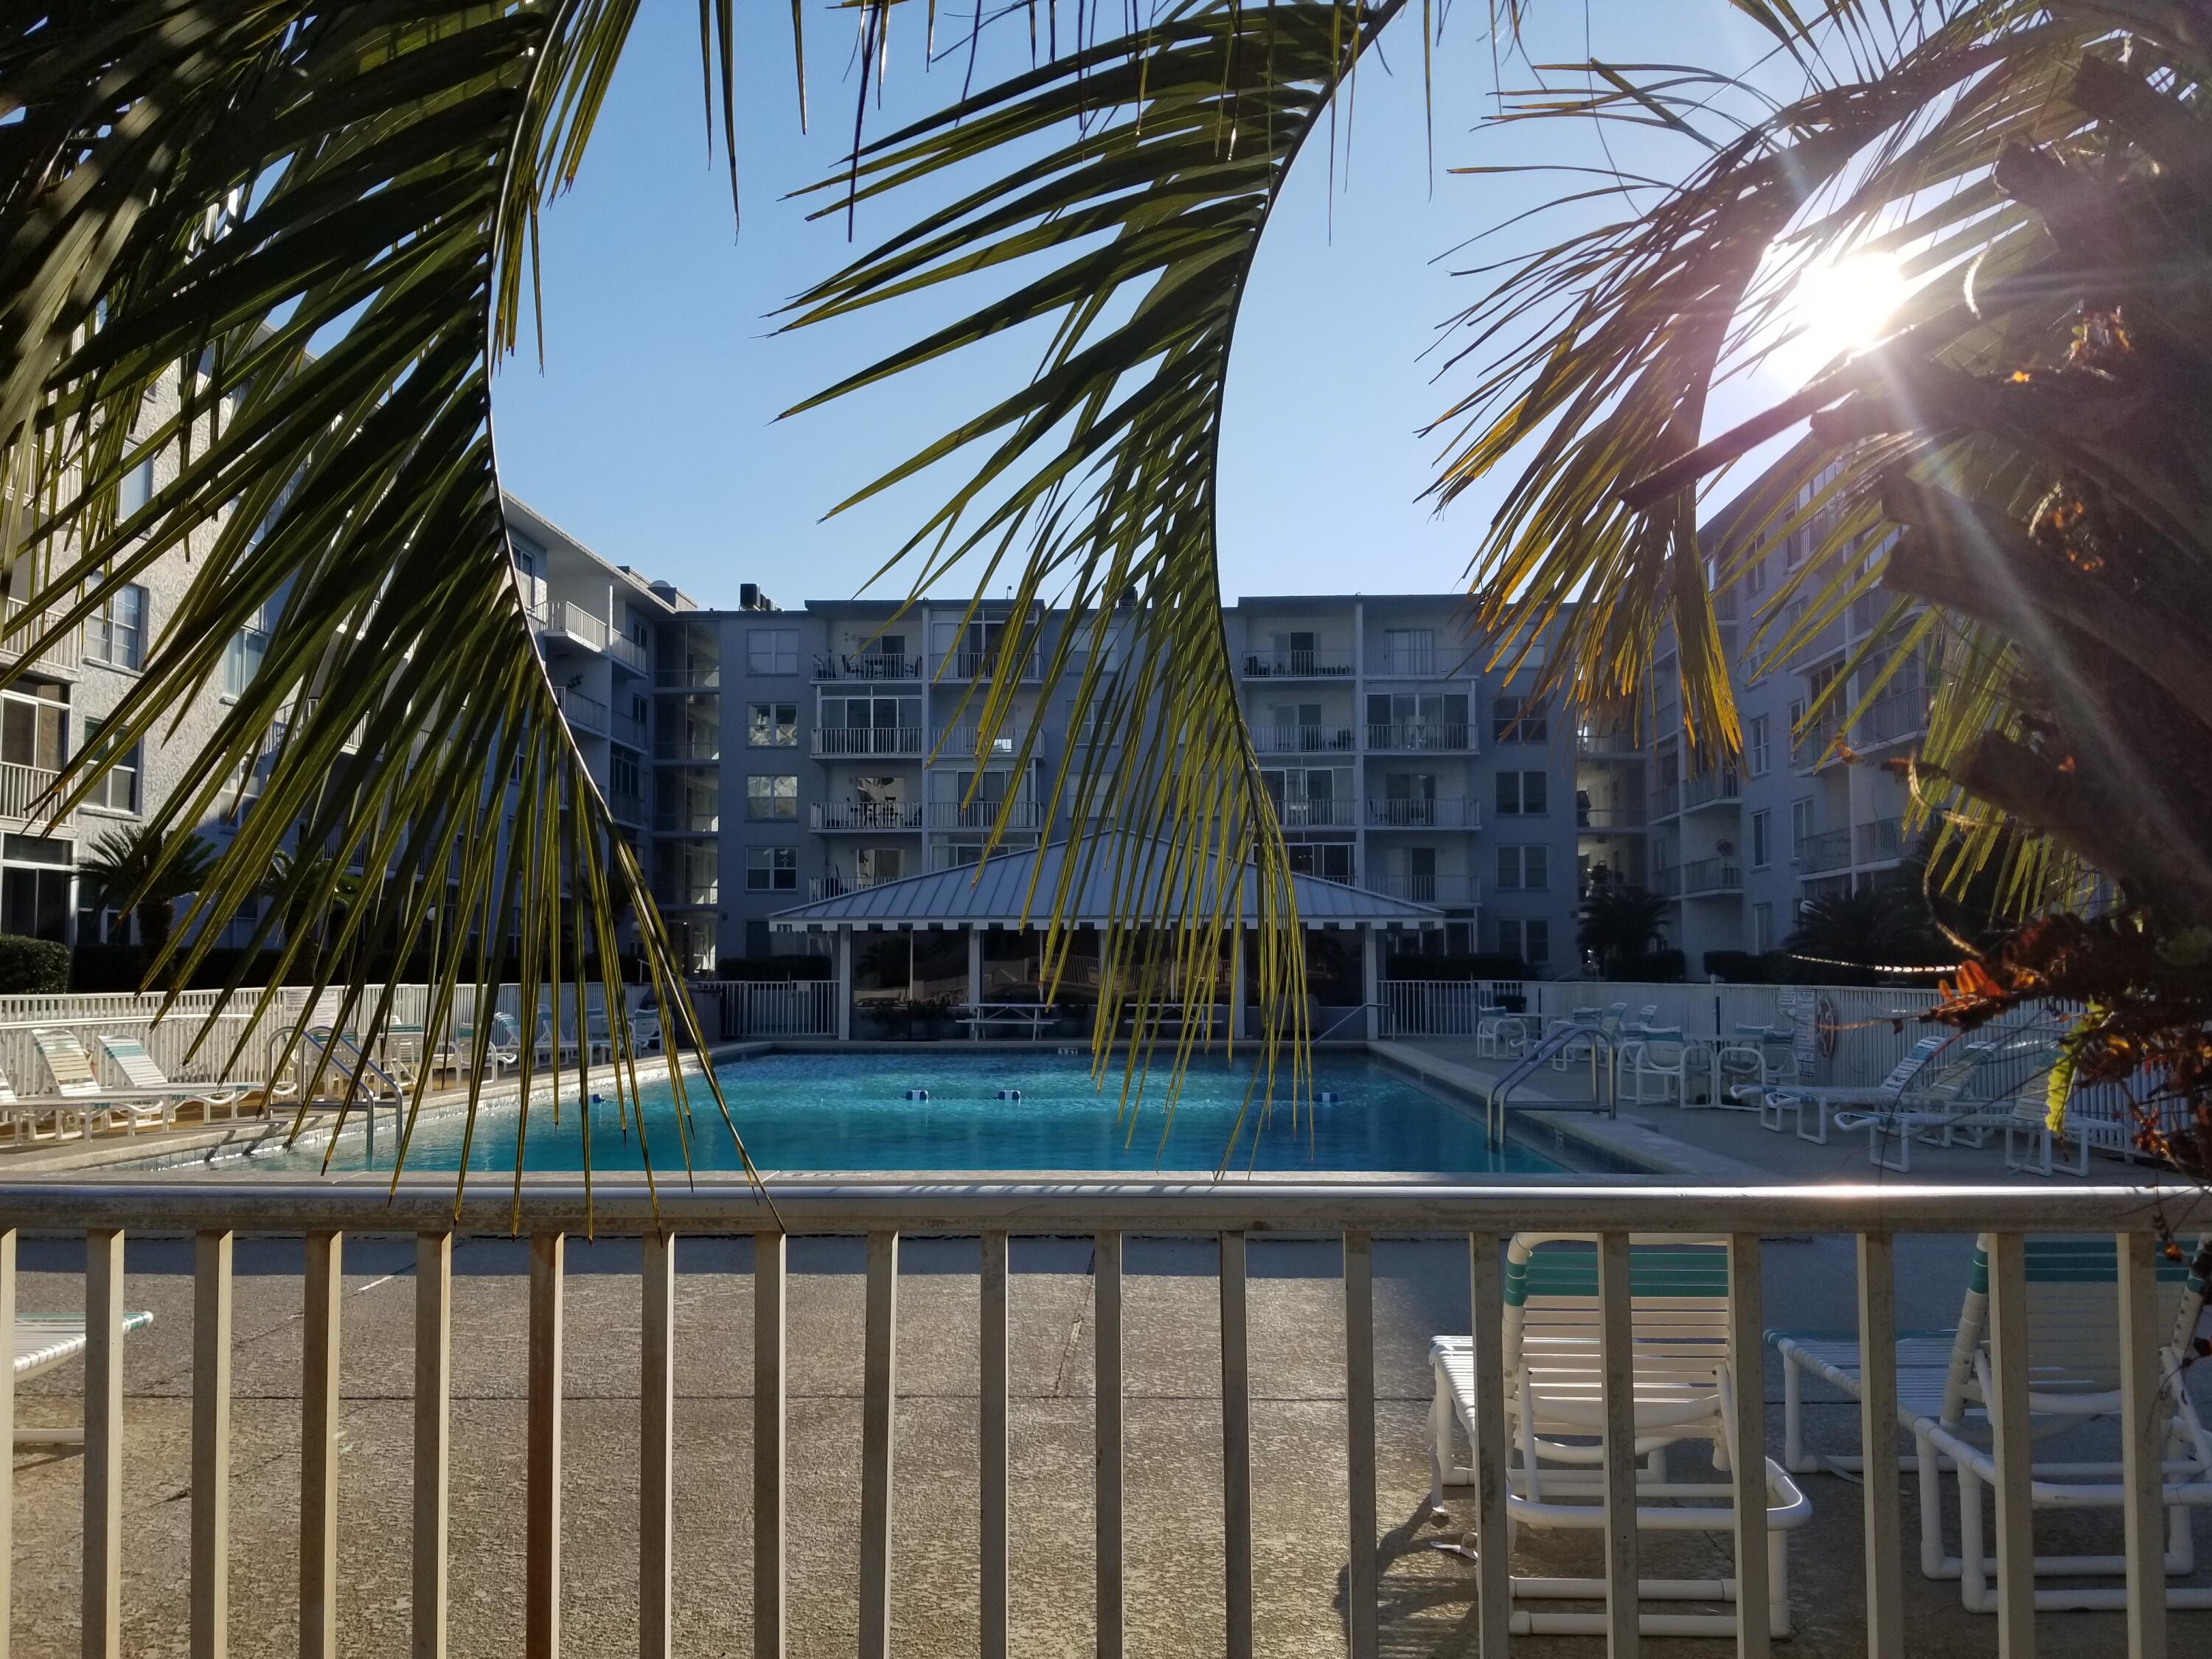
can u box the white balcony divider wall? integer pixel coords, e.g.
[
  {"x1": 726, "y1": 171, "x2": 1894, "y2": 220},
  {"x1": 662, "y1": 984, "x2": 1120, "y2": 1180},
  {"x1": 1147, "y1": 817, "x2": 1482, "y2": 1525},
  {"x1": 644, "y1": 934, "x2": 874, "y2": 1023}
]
[{"x1": 1, "y1": 1180, "x2": 2188, "y2": 1659}]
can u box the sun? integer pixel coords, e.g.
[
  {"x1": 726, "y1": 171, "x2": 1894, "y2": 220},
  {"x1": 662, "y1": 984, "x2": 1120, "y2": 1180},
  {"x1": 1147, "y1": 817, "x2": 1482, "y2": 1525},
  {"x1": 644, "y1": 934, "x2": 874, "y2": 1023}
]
[{"x1": 1788, "y1": 252, "x2": 1910, "y2": 366}]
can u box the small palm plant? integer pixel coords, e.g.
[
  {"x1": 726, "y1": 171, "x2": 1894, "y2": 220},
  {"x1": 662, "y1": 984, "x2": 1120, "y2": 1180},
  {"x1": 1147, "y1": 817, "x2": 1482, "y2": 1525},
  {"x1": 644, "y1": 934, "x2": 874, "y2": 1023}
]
[
  {"x1": 1576, "y1": 886, "x2": 1672, "y2": 979},
  {"x1": 78, "y1": 825, "x2": 217, "y2": 957}
]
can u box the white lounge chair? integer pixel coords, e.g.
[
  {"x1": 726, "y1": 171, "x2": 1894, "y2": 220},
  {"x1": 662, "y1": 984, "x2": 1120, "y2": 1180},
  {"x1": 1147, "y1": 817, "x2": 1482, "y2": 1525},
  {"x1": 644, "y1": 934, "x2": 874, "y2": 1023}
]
[
  {"x1": 0, "y1": 1067, "x2": 95, "y2": 1145},
  {"x1": 1767, "y1": 1236, "x2": 2208, "y2": 1594},
  {"x1": 1748, "y1": 1034, "x2": 1950, "y2": 1144},
  {"x1": 13, "y1": 1310, "x2": 155, "y2": 1447},
  {"x1": 95, "y1": 1034, "x2": 290, "y2": 1124},
  {"x1": 1827, "y1": 1039, "x2": 2028, "y2": 1172},
  {"x1": 2003, "y1": 1066, "x2": 2151, "y2": 1178},
  {"x1": 30, "y1": 1029, "x2": 170, "y2": 1133},
  {"x1": 1617, "y1": 1026, "x2": 1714, "y2": 1105},
  {"x1": 1427, "y1": 1234, "x2": 1811, "y2": 1637}
]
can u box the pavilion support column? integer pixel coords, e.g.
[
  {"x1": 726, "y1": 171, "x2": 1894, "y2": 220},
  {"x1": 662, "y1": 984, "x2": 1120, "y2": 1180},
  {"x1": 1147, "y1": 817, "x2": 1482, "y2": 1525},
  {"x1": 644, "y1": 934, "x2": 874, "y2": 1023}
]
[
  {"x1": 967, "y1": 927, "x2": 984, "y2": 1036},
  {"x1": 1361, "y1": 927, "x2": 1380, "y2": 1041},
  {"x1": 835, "y1": 928, "x2": 853, "y2": 1043}
]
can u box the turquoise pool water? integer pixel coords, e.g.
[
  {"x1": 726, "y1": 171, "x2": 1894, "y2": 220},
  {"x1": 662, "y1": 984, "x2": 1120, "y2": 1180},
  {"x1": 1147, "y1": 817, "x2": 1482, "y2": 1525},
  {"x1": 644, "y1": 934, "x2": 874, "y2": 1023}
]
[{"x1": 240, "y1": 1052, "x2": 1565, "y2": 1175}]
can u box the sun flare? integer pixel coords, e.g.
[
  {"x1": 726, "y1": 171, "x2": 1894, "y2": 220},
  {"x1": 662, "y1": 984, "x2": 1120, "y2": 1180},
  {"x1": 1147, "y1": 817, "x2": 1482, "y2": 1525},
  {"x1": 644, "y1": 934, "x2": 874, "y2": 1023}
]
[{"x1": 1790, "y1": 252, "x2": 1910, "y2": 364}]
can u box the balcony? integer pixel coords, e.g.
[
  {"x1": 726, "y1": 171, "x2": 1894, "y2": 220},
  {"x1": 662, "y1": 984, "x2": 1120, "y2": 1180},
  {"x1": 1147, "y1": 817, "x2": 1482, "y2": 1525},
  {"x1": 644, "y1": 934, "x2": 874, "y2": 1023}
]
[
  {"x1": 1240, "y1": 650, "x2": 1353, "y2": 680},
  {"x1": 1369, "y1": 647, "x2": 1465, "y2": 677},
  {"x1": 1268, "y1": 799, "x2": 1359, "y2": 832},
  {"x1": 611, "y1": 709, "x2": 647, "y2": 750},
  {"x1": 1367, "y1": 874, "x2": 1480, "y2": 905},
  {"x1": 655, "y1": 735, "x2": 720, "y2": 763},
  {"x1": 1, "y1": 598, "x2": 82, "y2": 676},
  {"x1": 931, "y1": 726, "x2": 1029, "y2": 760},
  {"x1": 814, "y1": 726, "x2": 926, "y2": 759},
  {"x1": 608, "y1": 791, "x2": 647, "y2": 827},
  {"x1": 1796, "y1": 826, "x2": 1854, "y2": 875},
  {"x1": 555, "y1": 688, "x2": 607, "y2": 737},
  {"x1": 927, "y1": 800, "x2": 1046, "y2": 831},
  {"x1": 946, "y1": 649, "x2": 1042, "y2": 681},
  {"x1": 1857, "y1": 684, "x2": 1929, "y2": 748},
  {"x1": 809, "y1": 873, "x2": 899, "y2": 900},
  {"x1": 815, "y1": 652, "x2": 925, "y2": 683},
  {"x1": 654, "y1": 805, "x2": 718, "y2": 834},
  {"x1": 540, "y1": 600, "x2": 610, "y2": 654},
  {"x1": 651, "y1": 880, "x2": 719, "y2": 908},
  {"x1": 0, "y1": 761, "x2": 65, "y2": 824},
  {"x1": 1575, "y1": 728, "x2": 1641, "y2": 758},
  {"x1": 1365, "y1": 798, "x2": 1480, "y2": 830},
  {"x1": 1250, "y1": 724, "x2": 1354, "y2": 755},
  {"x1": 1680, "y1": 771, "x2": 1740, "y2": 811},
  {"x1": 1680, "y1": 856, "x2": 1744, "y2": 897},
  {"x1": 1792, "y1": 717, "x2": 1844, "y2": 772},
  {"x1": 1649, "y1": 863, "x2": 1682, "y2": 896},
  {"x1": 1856, "y1": 817, "x2": 1905, "y2": 865},
  {"x1": 655, "y1": 667, "x2": 720, "y2": 691},
  {"x1": 1364, "y1": 722, "x2": 1475, "y2": 753},
  {"x1": 1649, "y1": 781, "x2": 1681, "y2": 820},
  {"x1": 607, "y1": 633, "x2": 650, "y2": 674},
  {"x1": 1575, "y1": 805, "x2": 1646, "y2": 831},
  {"x1": 812, "y1": 801, "x2": 924, "y2": 832}
]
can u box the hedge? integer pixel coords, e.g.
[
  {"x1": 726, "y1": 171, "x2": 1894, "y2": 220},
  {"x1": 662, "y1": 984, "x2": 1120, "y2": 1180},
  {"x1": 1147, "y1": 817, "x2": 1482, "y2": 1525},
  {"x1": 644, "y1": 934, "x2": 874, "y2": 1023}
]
[{"x1": 0, "y1": 933, "x2": 72, "y2": 994}]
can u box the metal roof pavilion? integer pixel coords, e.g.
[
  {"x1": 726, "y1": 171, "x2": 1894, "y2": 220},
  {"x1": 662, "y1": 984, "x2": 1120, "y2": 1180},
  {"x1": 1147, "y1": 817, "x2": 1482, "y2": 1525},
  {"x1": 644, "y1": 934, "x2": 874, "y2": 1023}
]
[{"x1": 770, "y1": 840, "x2": 1445, "y2": 932}]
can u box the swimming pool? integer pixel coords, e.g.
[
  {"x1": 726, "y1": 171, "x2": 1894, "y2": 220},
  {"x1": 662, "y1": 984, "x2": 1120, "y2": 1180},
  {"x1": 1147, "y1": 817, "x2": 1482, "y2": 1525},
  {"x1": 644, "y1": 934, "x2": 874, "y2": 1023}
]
[{"x1": 232, "y1": 1051, "x2": 1568, "y2": 1176}]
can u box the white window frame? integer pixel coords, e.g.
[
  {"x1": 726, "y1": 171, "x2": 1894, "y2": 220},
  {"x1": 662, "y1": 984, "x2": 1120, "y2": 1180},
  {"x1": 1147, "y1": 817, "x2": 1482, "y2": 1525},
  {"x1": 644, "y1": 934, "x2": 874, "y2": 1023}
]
[
  {"x1": 745, "y1": 774, "x2": 799, "y2": 821},
  {"x1": 745, "y1": 846, "x2": 798, "y2": 892},
  {"x1": 746, "y1": 627, "x2": 799, "y2": 675},
  {"x1": 748, "y1": 702, "x2": 799, "y2": 747}
]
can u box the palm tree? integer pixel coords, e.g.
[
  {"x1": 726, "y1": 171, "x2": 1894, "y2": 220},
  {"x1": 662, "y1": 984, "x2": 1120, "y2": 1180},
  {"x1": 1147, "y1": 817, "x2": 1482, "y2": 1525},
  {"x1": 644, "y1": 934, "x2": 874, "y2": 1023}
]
[
  {"x1": 1576, "y1": 886, "x2": 1671, "y2": 979},
  {"x1": 78, "y1": 825, "x2": 217, "y2": 958},
  {"x1": 1782, "y1": 886, "x2": 1952, "y2": 987}
]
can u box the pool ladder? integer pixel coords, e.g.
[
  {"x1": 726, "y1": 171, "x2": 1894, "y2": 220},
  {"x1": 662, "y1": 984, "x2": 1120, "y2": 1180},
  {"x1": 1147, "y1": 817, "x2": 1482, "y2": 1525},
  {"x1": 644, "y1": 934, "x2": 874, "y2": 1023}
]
[{"x1": 1486, "y1": 1023, "x2": 1616, "y2": 1143}]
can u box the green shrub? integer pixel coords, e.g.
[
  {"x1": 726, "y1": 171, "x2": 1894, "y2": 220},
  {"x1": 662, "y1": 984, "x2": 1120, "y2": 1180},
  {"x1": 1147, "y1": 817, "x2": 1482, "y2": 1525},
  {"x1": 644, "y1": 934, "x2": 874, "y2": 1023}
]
[
  {"x1": 0, "y1": 933, "x2": 72, "y2": 994},
  {"x1": 1702, "y1": 949, "x2": 1797, "y2": 984},
  {"x1": 1611, "y1": 949, "x2": 1686, "y2": 984}
]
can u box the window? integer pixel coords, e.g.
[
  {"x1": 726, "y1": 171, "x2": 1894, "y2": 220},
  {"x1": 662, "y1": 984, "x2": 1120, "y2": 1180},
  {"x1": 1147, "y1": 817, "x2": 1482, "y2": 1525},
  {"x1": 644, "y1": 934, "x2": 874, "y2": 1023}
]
[
  {"x1": 609, "y1": 750, "x2": 641, "y2": 799},
  {"x1": 746, "y1": 774, "x2": 799, "y2": 821},
  {"x1": 1497, "y1": 918, "x2": 1550, "y2": 966},
  {"x1": 1286, "y1": 843, "x2": 1354, "y2": 883},
  {"x1": 1, "y1": 833, "x2": 73, "y2": 943},
  {"x1": 745, "y1": 846, "x2": 798, "y2": 892},
  {"x1": 0, "y1": 692, "x2": 65, "y2": 773},
  {"x1": 1747, "y1": 714, "x2": 1770, "y2": 778},
  {"x1": 1744, "y1": 552, "x2": 1767, "y2": 597},
  {"x1": 1753, "y1": 902, "x2": 1775, "y2": 954},
  {"x1": 1790, "y1": 797, "x2": 1814, "y2": 860},
  {"x1": 223, "y1": 605, "x2": 270, "y2": 696},
  {"x1": 119, "y1": 457, "x2": 154, "y2": 517},
  {"x1": 1496, "y1": 845, "x2": 1550, "y2": 891},
  {"x1": 1382, "y1": 627, "x2": 1436, "y2": 672},
  {"x1": 746, "y1": 627, "x2": 798, "y2": 675},
  {"x1": 748, "y1": 702, "x2": 799, "y2": 747},
  {"x1": 1495, "y1": 770, "x2": 1548, "y2": 815},
  {"x1": 84, "y1": 583, "x2": 147, "y2": 671},
  {"x1": 80, "y1": 719, "x2": 138, "y2": 815},
  {"x1": 1750, "y1": 809, "x2": 1772, "y2": 870},
  {"x1": 1491, "y1": 696, "x2": 1548, "y2": 743}
]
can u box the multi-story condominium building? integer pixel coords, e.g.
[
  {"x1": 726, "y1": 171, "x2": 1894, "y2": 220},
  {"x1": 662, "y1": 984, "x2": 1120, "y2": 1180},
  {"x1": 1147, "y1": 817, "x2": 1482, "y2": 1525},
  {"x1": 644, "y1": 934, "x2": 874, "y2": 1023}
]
[
  {"x1": 1648, "y1": 476, "x2": 1930, "y2": 970},
  {"x1": 707, "y1": 594, "x2": 1640, "y2": 975}
]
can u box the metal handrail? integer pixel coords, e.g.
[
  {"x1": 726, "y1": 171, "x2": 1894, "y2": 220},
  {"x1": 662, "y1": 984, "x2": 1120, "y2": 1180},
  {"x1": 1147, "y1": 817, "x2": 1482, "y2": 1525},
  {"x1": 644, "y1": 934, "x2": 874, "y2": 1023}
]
[{"x1": 1486, "y1": 1021, "x2": 1615, "y2": 1141}]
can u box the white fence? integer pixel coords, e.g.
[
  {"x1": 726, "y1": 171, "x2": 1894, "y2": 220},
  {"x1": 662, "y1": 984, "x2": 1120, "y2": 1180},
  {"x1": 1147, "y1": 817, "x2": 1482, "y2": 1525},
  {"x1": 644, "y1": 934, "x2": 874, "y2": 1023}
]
[
  {"x1": 698, "y1": 979, "x2": 838, "y2": 1040},
  {"x1": 0, "y1": 1180, "x2": 2193, "y2": 1659}
]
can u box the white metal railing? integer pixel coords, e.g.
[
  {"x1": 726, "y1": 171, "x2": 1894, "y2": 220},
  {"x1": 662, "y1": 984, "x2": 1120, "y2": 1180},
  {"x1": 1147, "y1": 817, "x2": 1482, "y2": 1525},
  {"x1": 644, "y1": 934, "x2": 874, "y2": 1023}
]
[
  {"x1": 815, "y1": 652, "x2": 925, "y2": 682},
  {"x1": 930, "y1": 726, "x2": 1025, "y2": 759},
  {"x1": 611, "y1": 709, "x2": 647, "y2": 749},
  {"x1": 607, "y1": 632, "x2": 650, "y2": 673},
  {"x1": 1251, "y1": 725, "x2": 1354, "y2": 755},
  {"x1": 1268, "y1": 798, "x2": 1359, "y2": 830},
  {"x1": 0, "y1": 760, "x2": 65, "y2": 823},
  {"x1": 1241, "y1": 650, "x2": 1354, "y2": 678},
  {"x1": 10, "y1": 1178, "x2": 2185, "y2": 1659},
  {"x1": 1366, "y1": 798, "x2": 1479, "y2": 830},
  {"x1": 811, "y1": 801, "x2": 923, "y2": 831},
  {"x1": 814, "y1": 726, "x2": 926, "y2": 758},
  {"x1": 542, "y1": 601, "x2": 608, "y2": 653},
  {"x1": 1367, "y1": 874, "x2": 1480, "y2": 905},
  {"x1": 654, "y1": 736, "x2": 718, "y2": 762},
  {"x1": 1, "y1": 597, "x2": 83, "y2": 673},
  {"x1": 555, "y1": 688, "x2": 607, "y2": 735},
  {"x1": 807, "y1": 874, "x2": 898, "y2": 901},
  {"x1": 697, "y1": 978, "x2": 838, "y2": 1037},
  {"x1": 1365, "y1": 722, "x2": 1475, "y2": 752},
  {"x1": 926, "y1": 799, "x2": 1046, "y2": 830}
]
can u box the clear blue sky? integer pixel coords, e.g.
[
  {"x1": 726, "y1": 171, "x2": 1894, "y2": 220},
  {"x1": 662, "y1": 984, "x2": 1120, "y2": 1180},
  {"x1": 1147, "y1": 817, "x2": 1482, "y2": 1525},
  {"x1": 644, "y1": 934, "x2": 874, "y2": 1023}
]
[{"x1": 493, "y1": 1, "x2": 1806, "y2": 608}]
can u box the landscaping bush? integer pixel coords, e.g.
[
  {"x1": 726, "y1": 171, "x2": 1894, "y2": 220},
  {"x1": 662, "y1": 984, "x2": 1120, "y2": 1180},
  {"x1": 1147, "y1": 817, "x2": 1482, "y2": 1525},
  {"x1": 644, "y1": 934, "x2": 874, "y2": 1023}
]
[
  {"x1": 1702, "y1": 949, "x2": 1798, "y2": 984},
  {"x1": 0, "y1": 933, "x2": 70, "y2": 994},
  {"x1": 1610, "y1": 949, "x2": 1686, "y2": 984}
]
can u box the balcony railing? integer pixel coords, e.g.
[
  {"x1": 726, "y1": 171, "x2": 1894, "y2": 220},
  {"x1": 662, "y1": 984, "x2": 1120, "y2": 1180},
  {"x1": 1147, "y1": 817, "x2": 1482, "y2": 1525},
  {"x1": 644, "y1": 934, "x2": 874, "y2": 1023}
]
[
  {"x1": 1365, "y1": 874, "x2": 1481, "y2": 905},
  {"x1": 1575, "y1": 805, "x2": 1646, "y2": 831},
  {"x1": 1370, "y1": 647, "x2": 1463, "y2": 676},
  {"x1": 1680, "y1": 771, "x2": 1740, "y2": 811},
  {"x1": 1267, "y1": 799, "x2": 1359, "y2": 830},
  {"x1": 1796, "y1": 826, "x2": 1854, "y2": 874},
  {"x1": 555, "y1": 688, "x2": 607, "y2": 736},
  {"x1": 607, "y1": 633, "x2": 650, "y2": 673},
  {"x1": 1649, "y1": 782, "x2": 1681, "y2": 820},
  {"x1": 1680, "y1": 856, "x2": 1744, "y2": 896},
  {"x1": 1575, "y1": 728, "x2": 1641, "y2": 757},
  {"x1": 1792, "y1": 717, "x2": 1844, "y2": 771},
  {"x1": 1364, "y1": 722, "x2": 1475, "y2": 753},
  {"x1": 1250, "y1": 725, "x2": 1354, "y2": 755},
  {"x1": 808, "y1": 873, "x2": 902, "y2": 900},
  {"x1": 813, "y1": 726, "x2": 927, "y2": 759},
  {"x1": 655, "y1": 667, "x2": 720, "y2": 690},
  {"x1": 653, "y1": 806, "x2": 717, "y2": 834},
  {"x1": 655, "y1": 737, "x2": 720, "y2": 763},
  {"x1": 1649, "y1": 863, "x2": 1682, "y2": 895},
  {"x1": 812, "y1": 801, "x2": 924, "y2": 832},
  {"x1": 18, "y1": 1179, "x2": 2176, "y2": 1659},
  {"x1": 611, "y1": 709, "x2": 647, "y2": 749},
  {"x1": 1, "y1": 598, "x2": 83, "y2": 675},
  {"x1": 0, "y1": 761, "x2": 64, "y2": 823},
  {"x1": 540, "y1": 600, "x2": 609, "y2": 653},
  {"x1": 651, "y1": 880, "x2": 719, "y2": 908},
  {"x1": 1857, "y1": 684, "x2": 1929, "y2": 747},
  {"x1": 1855, "y1": 817, "x2": 1905, "y2": 865},
  {"x1": 1365, "y1": 798, "x2": 1480, "y2": 830},
  {"x1": 1240, "y1": 650, "x2": 1353, "y2": 679},
  {"x1": 926, "y1": 800, "x2": 1046, "y2": 830},
  {"x1": 608, "y1": 791, "x2": 647, "y2": 827},
  {"x1": 946, "y1": 649, "x2": 1042, "y2": 681},
  {"x1": 815, "y1": 652, "x2": 925, "y2": 682}
]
